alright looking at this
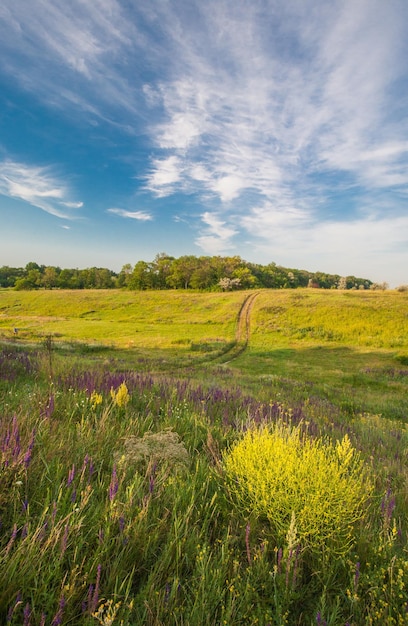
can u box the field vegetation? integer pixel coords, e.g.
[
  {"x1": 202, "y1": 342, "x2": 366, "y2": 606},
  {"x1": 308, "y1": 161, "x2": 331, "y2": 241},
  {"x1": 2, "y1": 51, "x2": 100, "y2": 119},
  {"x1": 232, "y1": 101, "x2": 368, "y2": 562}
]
[{"x1": 0, "y1": 287, "x2": 407, "y2": 625}]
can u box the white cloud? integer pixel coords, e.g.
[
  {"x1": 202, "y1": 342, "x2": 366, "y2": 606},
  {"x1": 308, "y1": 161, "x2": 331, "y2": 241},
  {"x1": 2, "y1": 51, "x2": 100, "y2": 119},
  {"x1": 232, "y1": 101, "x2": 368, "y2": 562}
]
[
  {"x1": 143, "y1": 0, "x2": 408, "y2": 216},
  {"x1": 1, "y1": 0, "x2": 407, "y2": 284},
  {"x1": 195, "y1": 211, "x2": 237, "y2": 254},
  {"x1": 0, "y1": 160, "x2": 82, "y2": 218},
  {"x1": 145, "y1": 156, "x2": 183, "y2": 196},
  {"x1": 107, "y1": 207, "x2": 152, "y2": 221}
]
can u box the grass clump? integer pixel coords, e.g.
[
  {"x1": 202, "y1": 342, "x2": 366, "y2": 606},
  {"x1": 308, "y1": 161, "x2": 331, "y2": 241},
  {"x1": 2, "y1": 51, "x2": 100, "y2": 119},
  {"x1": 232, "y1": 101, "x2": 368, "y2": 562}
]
[{"x1": 224, "y1": 424, "x2": 372, "y2": 556}]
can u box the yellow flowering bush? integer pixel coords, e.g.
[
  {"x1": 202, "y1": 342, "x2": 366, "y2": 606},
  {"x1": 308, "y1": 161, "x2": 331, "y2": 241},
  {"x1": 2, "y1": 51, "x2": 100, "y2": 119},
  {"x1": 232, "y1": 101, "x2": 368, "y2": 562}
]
[
  {"x1": 224, "y1": 425, "x2": 372, "y2": 555},
  {"x1": 110, "y1": 382, "x2": 130, "y2": 407}
]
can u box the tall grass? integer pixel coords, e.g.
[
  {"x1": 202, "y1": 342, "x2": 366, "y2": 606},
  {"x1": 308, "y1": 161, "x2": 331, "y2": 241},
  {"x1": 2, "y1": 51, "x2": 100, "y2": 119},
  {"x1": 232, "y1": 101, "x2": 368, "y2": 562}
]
[
  {"x1": 1, "y1": 344, "x2": 408, "y2": 625},
  {"x1": 1, "y1": 289, "x2": 407, "y2": 623}
]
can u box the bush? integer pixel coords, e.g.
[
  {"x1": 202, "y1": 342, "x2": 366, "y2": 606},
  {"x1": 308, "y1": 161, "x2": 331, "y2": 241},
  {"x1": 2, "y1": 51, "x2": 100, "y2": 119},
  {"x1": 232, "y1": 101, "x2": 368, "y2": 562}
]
[{"x1": 223, "y1": 424, "x2": 372, "y2": 556}]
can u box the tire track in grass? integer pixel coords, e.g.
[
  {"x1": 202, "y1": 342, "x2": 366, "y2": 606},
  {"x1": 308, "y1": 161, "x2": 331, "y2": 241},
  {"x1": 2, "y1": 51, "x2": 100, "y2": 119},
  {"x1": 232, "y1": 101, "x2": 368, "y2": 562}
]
[{"x1": 217, "y1": 291, "x2": 260, "y2": 364}]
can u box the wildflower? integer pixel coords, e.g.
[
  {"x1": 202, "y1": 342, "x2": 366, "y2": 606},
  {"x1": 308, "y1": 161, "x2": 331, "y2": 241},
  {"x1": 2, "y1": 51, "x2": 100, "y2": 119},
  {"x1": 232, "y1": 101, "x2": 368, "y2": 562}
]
[
  {"x1": 245, "y1": 523, "x2": 251, "y2": 564},
  {"x1": 6, "y1": 523, "x2": 18, "y2": 555},
  {"x1": 67, "y1": 464, "x2": 75, "y2": 487},
  {"x1": 23, "y1": 603, "x2": 31, "y2": 626},
  {"x1": 90, "y1": 390, "x2": 103, "y2": 410},
  {"x1": 51, "y1": 596, "x2": 66, "y2": 626},
  {"x1": 110, "y1": 382, "x2": 130, "y2": 407},
  {"x1": 6, "y1": 591, "x2": 22, "y2": 622},
  {"x1": 108, "y1": 465, "x2": 119, "y2": 501},
  {"x1": 88, "y1": 565, "x2": 102, "y2": 613}
]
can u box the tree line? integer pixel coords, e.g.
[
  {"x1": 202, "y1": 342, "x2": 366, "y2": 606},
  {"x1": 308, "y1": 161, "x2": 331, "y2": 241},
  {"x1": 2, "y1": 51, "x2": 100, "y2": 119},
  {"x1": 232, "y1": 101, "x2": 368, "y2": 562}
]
[{"x1": 0, "y1": 254, "x2": 373, "y2": 291}]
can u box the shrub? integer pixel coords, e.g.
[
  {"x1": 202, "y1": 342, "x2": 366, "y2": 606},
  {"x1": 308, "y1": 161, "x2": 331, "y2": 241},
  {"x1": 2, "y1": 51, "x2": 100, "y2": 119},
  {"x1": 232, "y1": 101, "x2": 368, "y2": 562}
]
[{"x1": 223, "y1": 424, "x2": 372, "y2": 556}]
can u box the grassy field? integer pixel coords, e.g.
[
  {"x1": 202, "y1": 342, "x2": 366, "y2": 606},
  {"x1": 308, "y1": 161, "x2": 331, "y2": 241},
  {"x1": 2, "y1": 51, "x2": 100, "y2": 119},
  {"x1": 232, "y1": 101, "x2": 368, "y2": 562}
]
[{"x1": 1, "y1": 287, "x2": 408, "y2": 625}]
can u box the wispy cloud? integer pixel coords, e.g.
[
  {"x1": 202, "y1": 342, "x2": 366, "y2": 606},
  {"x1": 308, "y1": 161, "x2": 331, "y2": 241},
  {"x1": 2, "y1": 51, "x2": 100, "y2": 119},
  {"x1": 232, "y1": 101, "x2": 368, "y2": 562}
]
[
  {"x1": 1, "y1": 0, "x2": 407, "y2": 280},
  {"x1": 107, "y1": 207, "x2": 153, "y2": 221},
  {"x1": 145, "y1": 156, "x2": 183, "y2": 197},
  {"x1": 195, "y1": 211, "x2": 238, "y2": 254},
  {"x1": 139, "y1": 0, "x2": 408, "y2": 252},
  {"x1": 0, "y1": 160, "x2": 82, "y2": 218}
]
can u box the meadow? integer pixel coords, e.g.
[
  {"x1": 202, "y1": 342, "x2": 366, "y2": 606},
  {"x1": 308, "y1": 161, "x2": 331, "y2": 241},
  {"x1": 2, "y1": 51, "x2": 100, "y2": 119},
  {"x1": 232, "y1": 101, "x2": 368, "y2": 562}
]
[{"x1": 0, "y1": 288, "x2": 408, "y2": 625}]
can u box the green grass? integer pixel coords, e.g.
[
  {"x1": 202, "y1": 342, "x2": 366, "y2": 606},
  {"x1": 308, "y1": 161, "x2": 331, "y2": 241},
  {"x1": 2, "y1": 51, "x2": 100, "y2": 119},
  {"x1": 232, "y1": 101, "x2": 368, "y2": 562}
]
[
  {"x1": 0, "y1": 289, "x2": 241, "y2": 349},
  {"x1": 1, "y1": 287, "x2": 408, "y2": 624}
]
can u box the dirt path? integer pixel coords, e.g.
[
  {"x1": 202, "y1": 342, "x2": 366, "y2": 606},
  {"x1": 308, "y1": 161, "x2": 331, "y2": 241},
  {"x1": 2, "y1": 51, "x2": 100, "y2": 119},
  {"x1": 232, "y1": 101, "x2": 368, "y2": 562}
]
[{"x1": 219, "y1": 291, "x2": 260, "y2": 363}]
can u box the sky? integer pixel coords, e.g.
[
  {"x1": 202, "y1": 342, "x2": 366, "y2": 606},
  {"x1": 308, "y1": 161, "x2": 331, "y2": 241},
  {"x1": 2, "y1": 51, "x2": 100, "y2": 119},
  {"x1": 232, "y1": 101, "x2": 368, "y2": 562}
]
[{"x1": 0, "y1": 0, "x2": 407, "y2": 287}]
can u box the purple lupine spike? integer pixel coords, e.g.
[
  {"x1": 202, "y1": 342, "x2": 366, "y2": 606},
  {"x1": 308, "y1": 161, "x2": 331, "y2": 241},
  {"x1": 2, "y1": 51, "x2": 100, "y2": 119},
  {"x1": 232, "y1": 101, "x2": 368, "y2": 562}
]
[
  {"x1": 164, "y1": 582, "x2": 171, "y2": 604},
  {"x1": 118, "y1": 516, "x2": 125, "y2": 533},
  {"x1": 51, "y1": 595, "x2": 66, "y2": 626},
  {"x1": 354, "y1": 561, "x2": 360, "y2": 591},
  {"x1": 67, "y1": 464, "x2": 75, "y2": 487},
  {"x1": 6, "y1": 591, "x2": 22, "y2": 623},
  {"x1": 87, "y1": 584, "x2": 94, "y2": 610},
  {"x1": 23, "y1": 449, "x2": 32, "y2": 468},
  {"x1": 6, "y1": 523, "x2": 18, "y2": 555},
  {"x1": 23, "y1": 603, "x2": 31, "y2": 626},
  {"x1": 89, "y1": 564, "x2": 102, "y2": 613},
  {"x1": 108, "y1": 465, "x2": 119, "y2": 501}
]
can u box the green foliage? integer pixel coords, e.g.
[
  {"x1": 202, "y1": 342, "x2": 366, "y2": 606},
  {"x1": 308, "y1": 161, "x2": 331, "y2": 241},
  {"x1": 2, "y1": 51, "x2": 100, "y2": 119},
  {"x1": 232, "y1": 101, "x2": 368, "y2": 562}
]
[
  {"x1": 1, "y1": 253, "x2": 373, "y2": 291},
  {"x1": 224, "y1": 425, "x2": 372, "y2": 556}
]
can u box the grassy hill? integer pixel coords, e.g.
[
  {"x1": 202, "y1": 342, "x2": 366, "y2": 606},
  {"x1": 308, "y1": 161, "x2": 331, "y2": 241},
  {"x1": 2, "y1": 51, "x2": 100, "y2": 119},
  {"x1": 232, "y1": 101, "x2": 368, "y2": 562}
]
[{"x1": 1, "y1": 288, "x2": 407, "y2": 624}]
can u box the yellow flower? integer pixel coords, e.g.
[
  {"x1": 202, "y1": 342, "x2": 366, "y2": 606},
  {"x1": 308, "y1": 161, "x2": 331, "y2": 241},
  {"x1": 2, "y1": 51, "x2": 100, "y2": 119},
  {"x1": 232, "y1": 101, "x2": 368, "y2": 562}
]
[
  {"x1": 110, "y1": 382, "x2": 130, "y2": 407},
  {"x1": 90, "y1": 390, "x2": 103, "y2": 410}
]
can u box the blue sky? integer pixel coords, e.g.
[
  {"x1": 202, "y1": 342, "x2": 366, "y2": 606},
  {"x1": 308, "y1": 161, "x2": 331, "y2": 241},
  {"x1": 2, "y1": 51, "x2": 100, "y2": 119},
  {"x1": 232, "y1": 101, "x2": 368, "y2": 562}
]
[{"x1": 0, "y1": 0, "x2": 407, "y2": 286}]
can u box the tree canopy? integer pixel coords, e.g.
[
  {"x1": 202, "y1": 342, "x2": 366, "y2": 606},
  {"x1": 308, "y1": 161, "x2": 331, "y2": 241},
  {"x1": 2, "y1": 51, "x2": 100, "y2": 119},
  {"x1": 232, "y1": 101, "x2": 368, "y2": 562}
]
[{"x1": 0, "y1": 255, "x2": 373, "y2": 291}]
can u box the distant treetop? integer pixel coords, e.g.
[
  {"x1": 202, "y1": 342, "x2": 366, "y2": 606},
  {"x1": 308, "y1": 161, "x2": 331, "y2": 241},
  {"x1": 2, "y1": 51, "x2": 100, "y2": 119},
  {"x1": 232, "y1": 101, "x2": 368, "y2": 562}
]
[{"x1": 0, "y1": 254, "x2": 373, "y2": 291}]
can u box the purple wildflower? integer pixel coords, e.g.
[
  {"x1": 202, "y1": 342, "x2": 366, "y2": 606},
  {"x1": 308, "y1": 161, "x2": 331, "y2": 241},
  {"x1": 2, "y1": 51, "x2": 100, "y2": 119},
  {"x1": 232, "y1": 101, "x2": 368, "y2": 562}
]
[
  {"x1": 164, "y1": 582, "x2": 171, "y2": 604},
  {"x1": 108, "y1": 465, "x2": 119, "y2": 501},
  {"x1": 354, "y1": 561, "x2": 360, "y2": 591},
  {"x1": 6, "y1": 592, "x2": 22, "y2": 622},
  {"x1": 6, "y1": 523, "x2": 18, "y2": 555},
  {"x1": 22, "y1": 429, "x2": 36, "y2": 468},
  {"x1": 67, "y1": 464, "x2": 75, "y2": 487},
  {"x1": 245, "y1": 523, "x2": 251, "y2": 564},
  {"x1": 51, "y1": 595, "x2": 66, "y2": 626},
  {"x1": 23, "y1": 603, "x2": 31, "y2": 626},
  {"x1": 88, "y1": 565, "x2": 102, "y2": 613}
]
